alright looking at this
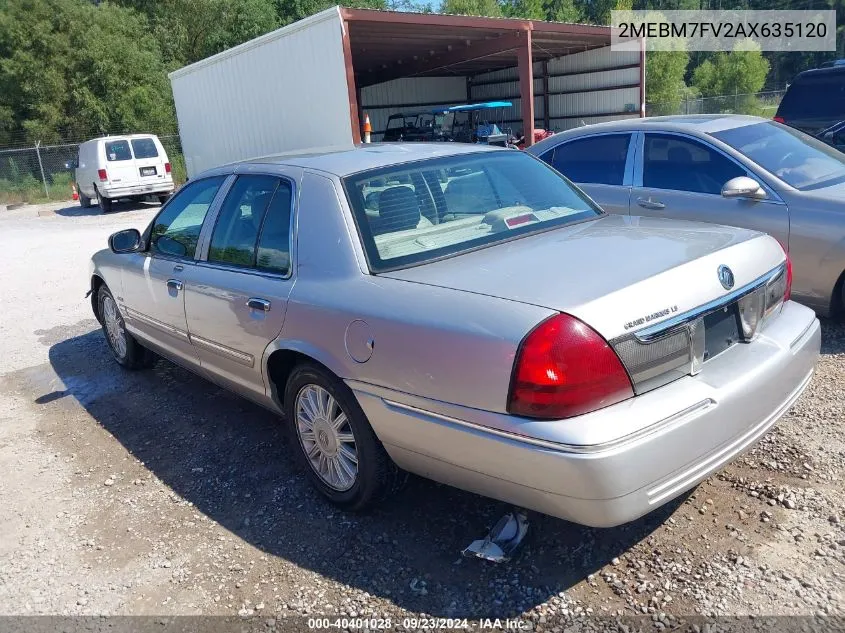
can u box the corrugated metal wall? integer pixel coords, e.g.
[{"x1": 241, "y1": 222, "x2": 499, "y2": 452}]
[
  {"x1": 170, "y1": 8, "x2": 352, "y2": 177},
  {"x1": 360, "y1": 77, "x2": 468, "y2": 141},
  {"x1": 469, "y1": 45, "x2": 642, "y2": 135}
]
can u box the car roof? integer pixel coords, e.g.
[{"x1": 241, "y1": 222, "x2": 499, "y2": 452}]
[
  {"x1": 530, "y1": 114, "x2": 768, "y2": 151},
  {"x1": 95, "y1": 134, "x2": 159, "y2": 141},
  {"x1": 212, "y1": 142, "x2": 504, "y2": 178},
  {"x1": 794, "y1": 65, "x2": 845, "y2": 80}
]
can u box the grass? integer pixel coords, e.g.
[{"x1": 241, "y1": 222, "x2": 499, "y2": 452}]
[
  {"x1": 1, "y1": 151, "x2": 187, "y2": 206},
  {"x1": 0, "y1": 171, "x2": 75, "y2": 205}
]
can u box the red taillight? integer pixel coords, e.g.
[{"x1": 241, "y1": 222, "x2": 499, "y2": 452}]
[
  {"x1": 773, "y1": 116, "x2": 785, "y2": 124},
  {"x1": 508, "y1": 313, "x2": 634, "y2": 419},
  {"x1": 164, "y1": 162, "x2": 172, "y2": 174},
  {"x1": 97, "y1": 168, "x2": 108, "y2": 182}
]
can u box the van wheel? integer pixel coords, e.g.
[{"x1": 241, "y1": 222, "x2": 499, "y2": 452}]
[
  {"x1": 158, "y1": 194, "x2": 170, "y2": 205},
  {"x1": 283, "y1": 362, "x2": 404, "y2": 511},
  {"x1": 96, "y1": 186, "x2": 112, "y2": 213},
  {"x1": 78, "y1": 184, "x2": 92, "y2": 208},
  {"x1": 97, "y1": 285, "x2": 154, "y2": 370}
]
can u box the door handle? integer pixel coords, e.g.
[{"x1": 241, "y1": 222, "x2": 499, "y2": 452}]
[
  {"x1": 636, "y1": 197, "x2": 666, "y2": 210},
  {"x1": 166, "y1": 279, "x2": 183, "y2": 291},
  {"x1": 173, "y1": 264, "x2": 184, "y2": 272},
  {"x1": 247, "y1": 297, "x2": 271, "y2": 311}
]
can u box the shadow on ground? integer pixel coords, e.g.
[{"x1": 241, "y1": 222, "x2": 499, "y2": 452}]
[
  {"x1": 40, "y1": 328, "x2": 694, "y2": 617},
  {"x1": 54, "y1": 199, "x2": 161, "y2": 217}
]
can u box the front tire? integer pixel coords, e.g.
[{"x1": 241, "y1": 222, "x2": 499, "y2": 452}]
[
  {"x1": 98, "y1": 285, "x2": 153, "y2": 370},
  {"x1": 283, "y1": 363, "x2": 403, "y2": 511}
]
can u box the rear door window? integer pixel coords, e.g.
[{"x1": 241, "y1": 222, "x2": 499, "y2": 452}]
[
  {"x1": 208, "y1": 175, "x2": 279, "y2": 268},
  {"x1": 550, "y1": 134, "x2": 631, "y2": 186},
  {"x1": 642, "y1": 134, "x2": 745, "y2": 195},
  {"x1": 105, "y1": 140, "x2": 132, "y2": 162},
  {"x1": 131, "y1": 138, "x2": 159, "y2": 159}
]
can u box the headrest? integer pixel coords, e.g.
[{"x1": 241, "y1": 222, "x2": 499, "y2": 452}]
[{"x1": 377, "y1": 186, "x2": 420, "y2": 232}]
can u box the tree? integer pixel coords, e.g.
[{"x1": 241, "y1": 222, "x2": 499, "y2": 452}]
[
  {"x1": 646, "y1": 52, "x2": 690, "y2": 114},
  {"x1": 500, "y1": 0, "x2": 541, "y2": 18},
  {"x1": 116, "y1": 0, "x2": 281, "y2": 66},
  {"x1": 544, "y1": 0, "x2": 582, "y2": 22},
  {"x1": 440, "y1": 0, "x2": 503, "y2": 17},
  {"x1": 692, "y1": 42, "x2": 770, "y2": 97},
  {"x1": 273, "y1": 0, "x2": 387, "y2": 26},
  {"x1": 0, "y1": 0, "x2": 175, "y2": 144}
]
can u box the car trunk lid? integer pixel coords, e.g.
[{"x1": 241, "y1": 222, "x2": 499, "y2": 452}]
[{"x1": 380, "y1": 214, "x2": 785, "y2": 342}]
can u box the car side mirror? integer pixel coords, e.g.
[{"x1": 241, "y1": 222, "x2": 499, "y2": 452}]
[
  {"x1": 108, "y1": 228, "x2": 141, "y2": 254},
  {"x1": 721, "y1": 176, "x2": 766, "y2": 200}
]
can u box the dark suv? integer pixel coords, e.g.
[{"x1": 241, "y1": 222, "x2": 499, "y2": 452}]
[{"x1": 775, "y1": 65, "x2": 845, "y2": 140}]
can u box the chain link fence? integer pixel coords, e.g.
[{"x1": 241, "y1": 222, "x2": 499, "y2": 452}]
[
  {"x1": 646, "y1": 89, "x2": 787, "y2": 118},
  {"x1": 0, "y1": 133, "x2": 184, "y2": 205}
]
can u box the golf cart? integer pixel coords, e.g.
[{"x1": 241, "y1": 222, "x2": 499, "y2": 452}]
[
  {"x1": 382, "y1": 112, "x2": 442, "y2": 142},
  {"x1": 434, "y1": 101, "x2": 516, "y2": 147}
]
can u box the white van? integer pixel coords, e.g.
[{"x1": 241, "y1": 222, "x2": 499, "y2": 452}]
[{"x1": 74, "y1": 135, "x2": 175, "y2": 212}]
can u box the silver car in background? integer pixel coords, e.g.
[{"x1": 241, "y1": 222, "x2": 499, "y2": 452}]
[
  {"x1": 528, "y1": 115, "x2": 845, "y2": 317},
  {"x1": 89, "y1": 143, "x2": 819, "y2": 527}
]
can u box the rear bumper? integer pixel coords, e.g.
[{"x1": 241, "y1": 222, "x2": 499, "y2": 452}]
[
  {"x1": 102, "y1": 179, "x2": 173, "y2": 199},
  {"x1": 351, "y1": 302, "x2": 820, "y2": 527}
]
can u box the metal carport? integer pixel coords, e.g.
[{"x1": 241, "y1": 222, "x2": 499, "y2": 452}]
[
  {"x1": 341, "y1": 8, "x2": 644, "y2": 146},
  {"x1": 170, "y1": 7, "x2": 644, "y2": 176}
]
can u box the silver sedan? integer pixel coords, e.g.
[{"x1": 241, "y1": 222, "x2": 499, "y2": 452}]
[
  {"x1": 89, "y1": 143, "x2": 819, "y2": 527},
  {"x1": 527, "y1": 115, "x2": 845, "y2": 317}
]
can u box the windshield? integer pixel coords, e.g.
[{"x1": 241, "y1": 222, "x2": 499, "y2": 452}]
[
  {"x1": 711, "y1": 122, "x2": 845, "y2": 189},
  {"x1": 343, "y1": 151, "x2": 601, "y2": 272}
]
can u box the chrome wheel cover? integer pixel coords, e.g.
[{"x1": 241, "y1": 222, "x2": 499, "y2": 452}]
[
  {"x1": 295, "y1": 384, "x2": 358, "y2": 491},
  {"x1": 102, "y1": 295, "x2": 127, "y2": 359}
]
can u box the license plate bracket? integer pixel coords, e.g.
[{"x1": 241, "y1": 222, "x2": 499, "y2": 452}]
[
  {"x1": 703, "y1": 304, "x2": 740, "y2": 362},
  {"x1": 140, "y1": 166, "x2": 156, "y2": 177}
]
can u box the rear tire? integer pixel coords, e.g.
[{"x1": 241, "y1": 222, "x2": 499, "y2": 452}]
[
  {"x1": 97, "y1": 285, "x2": 154, "y2": 370},
  {"x1": 78, "y1": 184, "x2": 92, "y2": 208},
  {"x1": 96, "y1": 186, "x2": 112, "y2": 213},
  {"x1": 283, "y1": 362, "x2": 404, "y2": 511},
  {"x1": 158, "y1": 194, "x2": 170, "y2": 205}
]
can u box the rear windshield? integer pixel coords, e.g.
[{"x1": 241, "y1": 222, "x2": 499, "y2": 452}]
[
  {"x1": 711, "y1": 121, "x2": 845, "y2": 189},
  {"x1": 105, "y1": 140, "x2": 132, "y2": 162},
  {"x1": 343, "y1": 151, "x2": 601, "y2": 272},
  {"x1": 131, "y1": 137, "x2": 159, "y2": 159},
  {"x1": 778, "y1": 74, "x2": 845, "y2": 119}
]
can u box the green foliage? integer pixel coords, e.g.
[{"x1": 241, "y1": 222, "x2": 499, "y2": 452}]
[
  {"x1": 117, "y1": 0, "x2": 281, "y2": 66},
  {"x1": 646, "y1": 51, "x2": 690, "y2": 114},
  {"x1": 691, "y1": 43, "x2": 770, "y2": 98},
  {"x1": 0, "y1": 0, "x2": 175, "y2": 145},
  {"x1": 544, "y1": 0, "x2": 582, "y2": 22},
  {"x1": 272, "y1": 0, "x2": 386, "y2": 27},
  {"x1": 169, "y1": 152, "x2": 188, "y2": 185},
  {"x1": 502, "y1": 0, "x2": 545, "y2": 19},
  {"x1": 440, "y1": 0, "x2": 503, "y2": 16}
]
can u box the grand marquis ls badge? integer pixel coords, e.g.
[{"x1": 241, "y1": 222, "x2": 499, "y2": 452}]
[{"x1": 718, "y1": 264, "x2": 735, "y2": 290}]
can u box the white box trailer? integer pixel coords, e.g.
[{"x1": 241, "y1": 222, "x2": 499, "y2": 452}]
[{"x1": 170, "y1": 6, "x2": 644, "y2": 178}]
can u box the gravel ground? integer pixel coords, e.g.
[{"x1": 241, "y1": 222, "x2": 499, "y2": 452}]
[{"x1": 0, "y1": 200, "x2": 843, "y2": 626}]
